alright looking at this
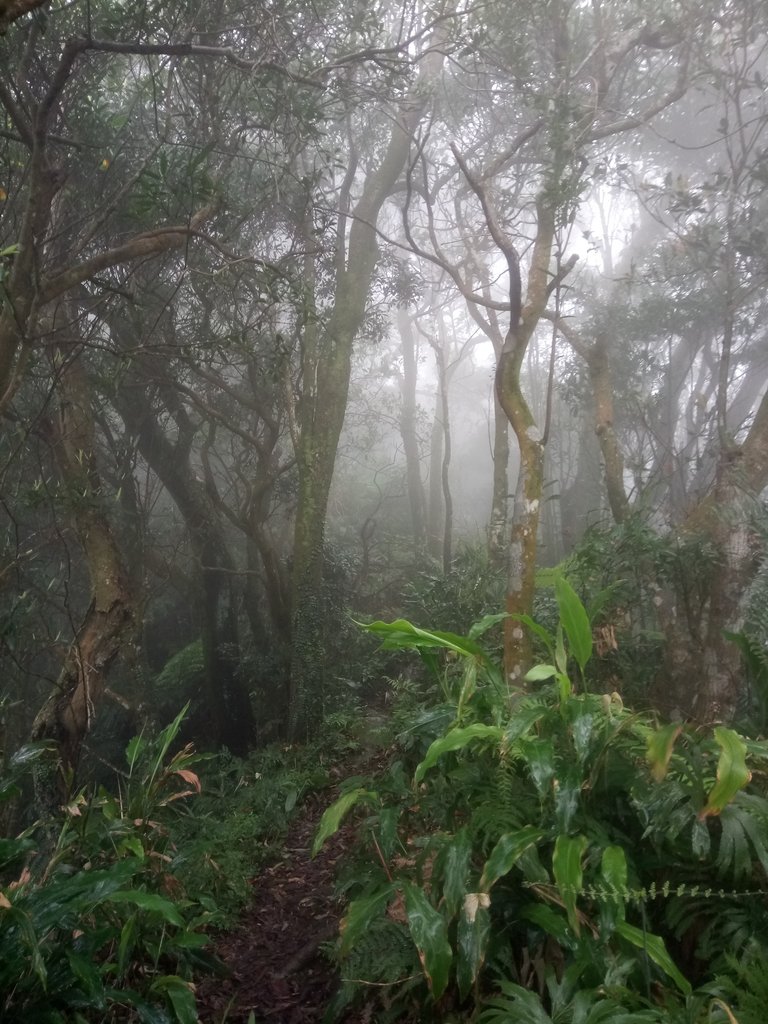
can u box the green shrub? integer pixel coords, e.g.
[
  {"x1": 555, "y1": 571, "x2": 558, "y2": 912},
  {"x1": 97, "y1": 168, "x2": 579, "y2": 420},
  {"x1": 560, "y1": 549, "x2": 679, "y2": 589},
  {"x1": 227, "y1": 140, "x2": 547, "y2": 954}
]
[
  {"x1": 315, "y1": 578, "x2": 768, "y2": 1021},
  {"x1": 0, "y1": 708, "x2": 220, "y2": 1023}
]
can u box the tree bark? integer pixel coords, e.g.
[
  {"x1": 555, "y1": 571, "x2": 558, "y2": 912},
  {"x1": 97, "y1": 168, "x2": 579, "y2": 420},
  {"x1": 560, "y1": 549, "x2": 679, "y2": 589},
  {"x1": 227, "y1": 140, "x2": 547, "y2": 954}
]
[
  {"x1": 396, "y1": 306, "x2": 427, "y2": 558},
  {"x1": 31, "y1": 353, "x2": 136, "y2": 788},
  {"x1": 113, "y1": 377, "x2": 254, "y2": 754},
  {"x1": 288, "y1": 29, "x2": 451, "y2": 739}
]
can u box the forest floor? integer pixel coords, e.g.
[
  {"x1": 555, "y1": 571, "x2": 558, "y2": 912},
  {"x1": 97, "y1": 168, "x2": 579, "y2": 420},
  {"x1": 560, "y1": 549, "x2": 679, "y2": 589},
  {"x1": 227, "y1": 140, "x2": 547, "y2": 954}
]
[{"x1": 196, "y1": 756, "x2": 379, "y2": 1024}]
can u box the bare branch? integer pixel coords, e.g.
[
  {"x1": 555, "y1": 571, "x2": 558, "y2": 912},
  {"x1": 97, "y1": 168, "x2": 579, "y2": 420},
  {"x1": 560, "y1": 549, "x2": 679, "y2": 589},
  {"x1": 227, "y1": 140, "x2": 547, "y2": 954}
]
[{"x1": 40, "y1": 205, "x2": 217, "y2": 302}]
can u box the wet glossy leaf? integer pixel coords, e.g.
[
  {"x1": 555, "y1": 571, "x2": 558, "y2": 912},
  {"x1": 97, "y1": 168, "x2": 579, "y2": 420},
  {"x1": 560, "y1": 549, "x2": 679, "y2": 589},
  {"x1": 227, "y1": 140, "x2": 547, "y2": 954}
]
[
  {"x1": 340, "y1": 886, "x2": 394, "y2": 956},
  {"x1": 107, "y1": 890, "x2": 185, "y2": 927},
  {"x1": 442, "y1": 828, "x2": 472, "y2": 917},
  {"x1": 616, "y1": 920, "x2": 691, "y2": 995},
  {"x1": 599, "y1": 845, "x2": 628, "y2": 931},
  {"x1": 647, "y1": 723, "x2": 682, "y2": 782},
  {"x1": 456, "y1": 893, "x2": 491, "y2": 998},
  {"x1": 552, "y1": 834, "x2": 587, "y2": 935},
  {"x1": 555, "y1": 576, "x2": 592, "y2": 673},
  {"x1": 151, "y1": 975, "x2": 197, "y2": 1024},
  {"x1": 480, "y1": 826, "x2": 543, "y2": 891},
  {"x1": 313, "y1": 788, "x2": 376, "y2": 855},
  {"x1": 518, "y1": 738, "x2": 555, "y2": 797},
  {"x1": 414, "y1": 725, "x2": 502, "y2": 784},
  {"x1": 700, "y1": 727, "x2": 751, "y2": 819},
  {"x1": 403, "y1": 882, "x2": 452, "y2": 1000}
]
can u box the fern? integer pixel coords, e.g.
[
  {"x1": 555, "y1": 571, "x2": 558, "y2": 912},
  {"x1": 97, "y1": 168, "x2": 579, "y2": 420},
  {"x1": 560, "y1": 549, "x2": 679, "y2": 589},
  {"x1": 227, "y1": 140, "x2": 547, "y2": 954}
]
[
  {"x1": 715, "y1": 949, "x2": 768, "y2": 1024},
  {"x1": 340, "y1": 917, "x2": 417, "y2": 985},
  {"x1": 326, "y1": 918, "x2": 421, "y2": 1024},
  {"x1": 469, "y1": 756, "x2": 529, "y2": 851},
  {"x1": 154, "y1": 639, "x2": 205, "y2": 693}
]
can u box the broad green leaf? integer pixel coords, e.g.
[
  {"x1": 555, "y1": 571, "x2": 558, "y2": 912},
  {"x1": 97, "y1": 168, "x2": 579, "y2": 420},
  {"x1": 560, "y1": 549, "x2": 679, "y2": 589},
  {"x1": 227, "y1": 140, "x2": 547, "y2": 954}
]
[
  {"x1": 691, "y1": 818, "x2": 711, "y2": 858},
  {"x1": 403, "y1": 882, "x2": 452, "y2": 1000},
  {"x1": 468, "y1": 613, "x2": 509, "y2": 640},
  {"x1": 570, "y1": 709, "x2": 595, "y2": 764},
  {"x1": 480, "y1": 826, "x2": 543, "y2": 891},
  {"x1": 556, "y1": 671, "x2": 572, "y2": 704},
  {"x1": 646, "y1": 723, "x2": 682, "y2": 782},
  {"x1": 480, "y1": 980, "x2": 552, "y2": 1023},
  {"x1": 518, "y1": 737, "x2": 555, "y2": 797},
  {"x1": 442, "y1": 828, "x2": 472, "y2": 917},
  {"x1": 700, "y1": 727, "x2": 751, "y2": 819},
  {"x1": 525, "y1": 664, "x2": 557, "y2": 682},
  {"x1": 553, "y1": 771, "x2": 580, "y2": 833},
  {"x1": 456, "y1": 893, "x2": 491, "y2": 999},
  {"x1": 118, "y1": 914, "x2": 138, "y2": 979},
  {"x1": 555, "y1": 624, "x2": 567, "y2": 676},
  {"x1": 511, "y1": 614, "x2": 556, "y2": 661},
  {"x1": 552, "y1": 834, "x2": 588, "y2": 935},
  {"x1": 600, "y1": 846, "x2": 628, "y2": 931},
  {"x1": 66, "y1": 946, "x2": 104, "y2": 995},
  {"x1": 150, "y1": 975, "x2": 198, "y2": 1024},
  {"x1": 555, "y1": 577, "x2": 592, "y2": 673},
  {"x1": 502, "y1": 703, "x2": 549, "y2": 747},
  {"x1": 340, "y1": 886, "x2": 394, "y2": 956},
  {"x1": 312, "y1": 788, "x2": 376, "y2": 856},
  {"x1": 107, "y1": 890, "x2": 185, "y2": 927},
  {"x1": 600, "y1": 846, "x2": 627, "y2": 900},
  {"x1": 118, "y1": 836, "x2": 145, "y2": 861},
  {"x1": 360, "y1": 618, "x2": 485, "y2": 659},
  {"x1": 125, "y1": 735, "x2": 146, "y2": 771},
  {"x1": 520, "y1": 902, "x2": 570, "y2": 943},
  {"x1": 456, "y1": 660, "x2": 477, "y2": 717},
  {"x1": 11, "y1": 904, "x2": 47, "y2": 987},
  {"x1": 414, "y1": 725, "x2": 502, "y2": 784},
  {"x1": 615, "y1": 920, "x2": 692, "y2": 995}
]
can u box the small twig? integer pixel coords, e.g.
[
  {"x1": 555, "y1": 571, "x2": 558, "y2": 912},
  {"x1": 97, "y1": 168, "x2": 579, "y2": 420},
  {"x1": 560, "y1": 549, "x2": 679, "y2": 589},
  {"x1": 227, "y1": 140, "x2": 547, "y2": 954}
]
[{"x1": 370, "y1": 829, "x2": 393, "y2": 883}]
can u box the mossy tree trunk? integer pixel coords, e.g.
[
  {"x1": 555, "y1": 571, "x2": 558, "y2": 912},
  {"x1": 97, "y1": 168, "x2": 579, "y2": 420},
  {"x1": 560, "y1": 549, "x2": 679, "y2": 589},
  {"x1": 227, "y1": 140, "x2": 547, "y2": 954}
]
[
  {"x1": 660, "y1": 392, "x2": 768, "y2": 720},
  {"x1": 548, "y1": 317, "x2": 630, "y2": 525},
  {"x1": 31, "y1": 352, "x2": 136, "y2": 789},
  {"x1": 396, "y1": 306, "x2": 427, "y2": 559},
  {"x1": 454, "y1": 153, "x2": 560, "y2": 686},
  {"x1": 287, "y1": 31, "x2": 451, "y2": 739},
  {"x1": 114, "y1": 377, "x2": 254, "y2": 754}
]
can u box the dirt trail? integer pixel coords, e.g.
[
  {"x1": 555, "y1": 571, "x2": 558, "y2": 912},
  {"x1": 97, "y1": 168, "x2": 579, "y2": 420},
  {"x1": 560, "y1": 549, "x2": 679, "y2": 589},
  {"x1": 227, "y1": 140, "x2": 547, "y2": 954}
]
[{"x1": 196, "y1": 787, "x2": 360, "y2": 1023}]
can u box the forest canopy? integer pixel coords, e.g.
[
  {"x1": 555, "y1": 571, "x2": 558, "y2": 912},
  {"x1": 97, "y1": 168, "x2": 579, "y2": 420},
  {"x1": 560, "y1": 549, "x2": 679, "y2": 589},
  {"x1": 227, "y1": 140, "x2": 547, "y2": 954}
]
[
  {"x1": 3, "y1": 2, "x2": 768, "y2": 1023},
  {"x1": 0, "y1": 0, "x2": 767, "y2": 778}
]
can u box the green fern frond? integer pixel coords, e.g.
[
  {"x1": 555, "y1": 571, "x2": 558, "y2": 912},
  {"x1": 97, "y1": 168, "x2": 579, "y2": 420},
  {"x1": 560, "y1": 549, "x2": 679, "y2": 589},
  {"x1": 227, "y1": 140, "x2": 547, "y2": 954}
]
[
  {"x1": 340, "y1": 917, "x2": 418, "y2": 986},
  {"x1": 154, "y1": 639, "x2": 205, "y2": 693}
]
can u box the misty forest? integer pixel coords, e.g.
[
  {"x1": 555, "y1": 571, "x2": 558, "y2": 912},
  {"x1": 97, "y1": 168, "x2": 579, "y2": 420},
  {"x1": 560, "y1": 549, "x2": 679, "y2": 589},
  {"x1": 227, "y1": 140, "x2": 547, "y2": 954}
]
[{"x1": 2, "y1": 0, "x2": 768, "y2": 1020}]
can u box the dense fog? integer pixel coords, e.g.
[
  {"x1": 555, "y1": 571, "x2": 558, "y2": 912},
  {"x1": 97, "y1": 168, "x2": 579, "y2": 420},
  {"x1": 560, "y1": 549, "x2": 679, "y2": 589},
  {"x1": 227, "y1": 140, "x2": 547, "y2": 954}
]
[{"x1": 1, "y1": 0, "x2": 767, "y2": 758}]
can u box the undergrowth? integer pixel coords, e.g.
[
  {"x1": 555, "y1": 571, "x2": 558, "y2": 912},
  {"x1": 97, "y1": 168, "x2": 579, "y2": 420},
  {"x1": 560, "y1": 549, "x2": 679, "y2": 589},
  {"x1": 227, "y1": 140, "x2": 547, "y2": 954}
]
[
  {"x1": 0, "y1": 704, "x2": 365, "y2": 1022},
  {"x1": 316, "y1": 577, "x2": 768, "y2": 1023}
]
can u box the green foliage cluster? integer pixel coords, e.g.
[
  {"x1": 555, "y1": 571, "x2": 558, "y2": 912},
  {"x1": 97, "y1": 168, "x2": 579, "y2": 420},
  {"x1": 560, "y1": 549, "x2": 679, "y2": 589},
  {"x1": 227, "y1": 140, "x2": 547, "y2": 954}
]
[
  {"x1": 171, "y1": 734, "x2": 344, "y2": 920},
  {"x1": 315, "y1": 581, "x2": 768, "y2": 1022},
  {"x1": 556, "y1": 517, "x2": 724, "y2": 703},
  {"x1": 0, "y1": 708, "x2": 217, "y2": 1023},
  {"x1": 0, "y1": 703, "x2": 356, "y2": 1021}
]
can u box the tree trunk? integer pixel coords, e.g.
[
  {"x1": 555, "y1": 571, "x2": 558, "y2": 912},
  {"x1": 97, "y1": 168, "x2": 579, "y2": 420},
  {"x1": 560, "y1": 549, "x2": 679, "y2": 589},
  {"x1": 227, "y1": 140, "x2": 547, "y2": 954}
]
[
  {"x1": 288, "y1": 33, "x2": 451, "y2": 739},
  {"x1": 114, "y1": 380, "x2": 254, "y2": 754},
  {"x1": 431, "y1": 319, "x2": 454, "y2": 574},
  {"x1": 31, "y1": 353, "x2": 136, "y2": 791},
  {"x1": 588, "y1": 332, "x2": 630, "y2": 524},
  {"x1": 656, "y1": 388, "x2": 768, "y2": 719},
  {"x1": 396, "y1": 306, "x2": 427, "y2": 558},
  {"x1": 496, "y1": 195, "x2": 557, "y2": 685},
  {"x1": 426, "y1": 386, "x2": 445, "y2": 563},
  {"x1": 489, "y1": 391, "x2": 510, "y2": 569}
]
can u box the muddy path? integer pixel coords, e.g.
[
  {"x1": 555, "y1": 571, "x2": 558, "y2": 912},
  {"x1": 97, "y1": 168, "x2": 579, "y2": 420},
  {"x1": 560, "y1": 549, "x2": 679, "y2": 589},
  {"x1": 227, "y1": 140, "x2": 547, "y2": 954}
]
[{"x1": 196, "y1": 780, "x2": 364, "y2": 1023}]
